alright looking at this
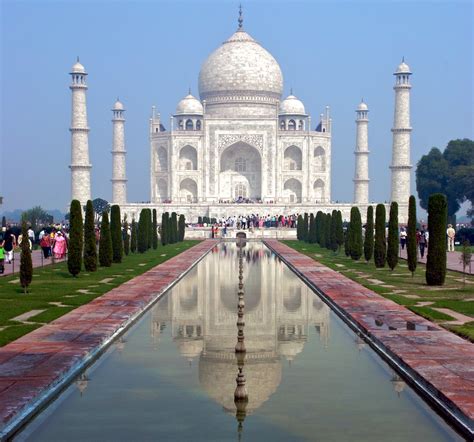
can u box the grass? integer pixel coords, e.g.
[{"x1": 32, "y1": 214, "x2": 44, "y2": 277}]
[
  {"x1": 283, "y1": 240, "x2": 474, "y2": 341},
  {"x1": 0, "y1": 241, "x2": 200, "y2": 346}
]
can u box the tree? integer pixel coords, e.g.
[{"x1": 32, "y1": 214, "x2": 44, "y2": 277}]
[
  {"x1": 459, "y1": 240, "x2": 472, "y2": 287},
  {"x1": 83, "y1": 200, "x2": 97, "y2": 271},
  {"x1": 67, "y1": 199, "x2": 83, "y2": 277},
  {"x1": 130, "y1": 219, "x2": 137, "y2": 253},
  {"x1": 374, "y1": 204, "x2": 386, "y2": 268},
  {"x1": 123, "y1": 217, "x2": 130, "y2": 256},
  {"x1": 297, "y1": 215, "x2": 304, "y2": 240},
  {"x1": 348, "y1": 207, "x2": 363, "y2": 260},
  {"x1": 344, "y1": 224, "x2": 350, "y2": 257},
  {"x1": 407, "y1": 196, "x2": 417, "y2": 276},
  {"x1": 21, "y1": 206, "x2": 52, "y2": 231},
  {"x1": 335, "y1": 211, "x2": 344, "y2": 252},
  {"x1": 19, "y1": 221, "x2": 32, "y2": 293},
  {"x1": 178, "y1": 214, "x2": 186, "y2": 242},
  {"x1": 137, "y1": 210, "x2": 147, "y2": 253},
  {"x1": 387, "y1": 202, "x2": 399, "y2": 271},
  {"x1": 110, "y1": 205, "x2": 123, "y2": 263},
  {"x1": 147, "y1": 209, "x2": 153, "y2": 250},
  {"x1": 161, "y1": 212, "x2": 169, "y2": 245},
  {"x1": 364, "y1": 206, "x2": 374, "y2": 262},
  {"x1": 330, "y1": 210, "x2": 338, "y2": 252},
  {"x1": 99, "y1": 211, "x2": 112, "y2": 267},
  {"x1": 303, "y1": 213, "x2": 309, "y2": 242},
  {"x1": 319, "y1": 213, "x2": 327, "y2": 248},
  {"x1": 92, "y1": 198, "x2": 110, "y2": 223},
  {"x1": 170, "y1": 212, "x2": 178, "y2": 244},
  {"x1": 152, "y1": 209, "x2": 159, "y2": 249},
  {"x1": 315, "y1": 211, "x2": 323, "y2": 245},
  {"x1": 308, "y1": 214, "x2": 315, "y2": 244},
  {"x1": 426, "y1": 193, "x2": 447, "y2": 285}
]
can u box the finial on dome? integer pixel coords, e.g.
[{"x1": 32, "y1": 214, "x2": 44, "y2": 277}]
[{"x1": 238, "y1": 4, "x2": 243, "y2": 30}]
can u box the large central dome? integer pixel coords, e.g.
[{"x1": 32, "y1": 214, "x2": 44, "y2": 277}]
[{"x1": 198, "y1": 29, "x2": 283, "y2": 104}]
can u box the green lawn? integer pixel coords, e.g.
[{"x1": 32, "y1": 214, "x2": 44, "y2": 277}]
[
  {"x1": 0, "y1": 241, "x2": 200, "y2": 347},
  {"x1": 283, "y1": 240, "x2": 474, "y2": 341}
]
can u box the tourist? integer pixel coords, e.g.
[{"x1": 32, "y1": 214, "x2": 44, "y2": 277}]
[
  {"x1": 400, "y1": 227, "x2": 407, "y2": 250},
  {"x1": 446, "y1": 224, "x2": 456, "y2": 252},
  {"x1": 3, "y1": 226, "x2": 16, "y2": 264},
  {"x1": 53, "y1": 232, "x2": 67, "y2": 259},
  {"x1": 0, "y1": 240, "x2": 5, "y2": 274},
  {"x1": 40, "y1": 233, "x2": 52, "y2": 258},
  {"x1": 18, "y1": 232, "x2": 33, "y2": 251},
  {"x1": 27, "y1": 226, "x2": 35, "y2": 245},
  {"x1": 418, "y1": 227, "x2": 427, "y2": 258}
]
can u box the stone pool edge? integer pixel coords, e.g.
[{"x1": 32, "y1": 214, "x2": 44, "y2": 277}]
[
  {"x1": 264, "y1": 239, "x2": 474, "y2": 440},
  {"x1": 0, "y1": 239, "x2": 219, "y2": 441}
]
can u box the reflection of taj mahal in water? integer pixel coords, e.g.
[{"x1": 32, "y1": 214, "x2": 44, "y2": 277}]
[{"x1": 150, "y1": 244, "x2": 330, "y2": 413}]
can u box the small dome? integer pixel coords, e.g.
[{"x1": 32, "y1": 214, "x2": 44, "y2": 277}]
[
  {"x1": 357, "y1": 101, "x2": 368, "y2": 111},
  {"x1": 71, "y1": 60, "x2": 85, "y2": 74},
  {"x1": 395, "y1": 60, "x2": 411, "y2": 74},
  {"x1": 279, "y1": 94, "x2": 306, "y2": 115},
  {"x1": 175, "y1": 94, "x2": 203, "y2": 115},
  {"x1": 113, "y1": 99, "x2": 124, "y2": 110}
]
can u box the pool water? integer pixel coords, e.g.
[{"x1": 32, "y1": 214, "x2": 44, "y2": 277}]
[{"x1": 18, "y1": 243, "x2": 460, "y2": 441}]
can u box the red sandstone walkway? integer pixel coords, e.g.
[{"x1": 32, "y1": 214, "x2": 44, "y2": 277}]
[
  {"x1": 266, "y1": 240, "x2": 474, "y2": 437},
  {"x1": 0, "y1": 239, "x2": 217, "y2": 438},
  {"x1": 0, "y1": 250, "x2": 66, "y2": 277},
  {"x1": 399, "y1": 247, "x2": 473, "y2": 274}
]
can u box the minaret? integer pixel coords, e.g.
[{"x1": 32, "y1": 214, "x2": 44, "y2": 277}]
[
  {"x1": 111, "y1": 98, "x2": 127, "y2": 204},
  {"x1": 69, "y1": 58, "x2": 91, "y2": 206},
  {"x1": 353, "y1": 100, "x2": 370, "y2": 204},
  {"x1": 390, "y1": 59, "x2": 412, "y2": 212}
]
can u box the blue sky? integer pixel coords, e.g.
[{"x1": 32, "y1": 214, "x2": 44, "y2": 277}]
[{"x1": 1, "y1": 0, "x2": 473, "y2": 212}]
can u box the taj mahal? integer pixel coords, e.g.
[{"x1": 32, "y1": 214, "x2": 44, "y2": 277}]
[{"x1": 68, "y1": 10, "x2": 413, "y2": 222}]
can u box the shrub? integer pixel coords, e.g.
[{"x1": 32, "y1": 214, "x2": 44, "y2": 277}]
[
  {"x1": 297, "y1": 215, "x2": 304, "y2": 240},
  {"x1": 336, "y1": 211, "x2": 344, "y2": 251},
  {"x1": 178, "y1": 214, "x2": 185, "y2": 242},
  {"x1": 344, "y1": 225, "x2": 350, "y2": 256},
  {"x1": 123, "y1": 218, "x2": 130, "y2": 256},
  {"x1": 67, "y1": 199, "x2": 83, "y2": 276},
  {"x1": 137, "y1": 210, "x2": 147, "y2": 253},
  {"x1": 170, "y1": 212, "x2": 178, "y2": 244},
  {"x1": 426, "y1": 193, "x2": 447, "y2": 285},
  {"x1": 315, "y1": 211, "x2": 323, "y2": 245},
  {"x1": 387, "y1": 202, "x2": 399, "y2": 271},
  {"x1": 303, "y1": 213, "x2": 309, "y2": 242},
  {"x1": 110, "y1": 205, "x2": 123, "y2": 263},
  {"x1": 19, "y1": 221, "x2": 33, "y2": 293},
  {"x1": 364, "y1": 206, "x2": 374, "y2": 262},
  {"x1": 330, "y1": 210, "x2": 338, "y2": 252},
  {"x1": 130, "y1": 219, "x2": 137, "y2": 253},
  {"x1": 152, "y1": 209, "x2": 158, "y2": 249},
  {"x1": 308, "y1": 214, "x2": 315, "y2": 243},
  {"x1": 161, "y1": 212, "x2": 169, "y2": 245},
  {"x1": 349, "y1": 207, "x2": 363, "y2": 260},
  {"x1": 99, "y1": 211, "x2": 112, "y2": 267},
  {"x1": 407, "y1": 196, "x2": 417, "y2": 276},
  {"x1": 147, "y1": 209, "x2": 153, "y2": 250},
  {"x1": 374, "y1": 204, "x2": 386, "y2": 268},
  {"x1": 83, "y1": 200, "x2": 97, "y2": 271}
]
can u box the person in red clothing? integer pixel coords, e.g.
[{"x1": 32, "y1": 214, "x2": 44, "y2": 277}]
[{"x1": 40, "y1": 233, "x2": 51, "y2": 258}]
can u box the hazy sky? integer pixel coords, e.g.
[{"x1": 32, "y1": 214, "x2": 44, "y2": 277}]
[{"x1": 1, "y1": 0, "x2": 473, "y2": 212}]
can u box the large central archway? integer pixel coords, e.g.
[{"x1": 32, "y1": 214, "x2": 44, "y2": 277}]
[{"x1": 219, "y1": 142, "x2": 261, "y2": 200}]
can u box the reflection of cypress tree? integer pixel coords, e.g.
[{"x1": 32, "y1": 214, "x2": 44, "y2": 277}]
[
  {"x1": 152, "y1": 209, "x2": 158, "y2": 249},
  {"x1": 99, "y1": 211, "x2": 112, "y2": 267},
  {"x1": 349, "y1": 207, "x2": 363, "y2": 260},
  {"x1": 110, "y1": 205, "x2": 123, "y2": 263},
  {"x1": 426, "y1": 193, "x2": 447, "y2": 286},
  {"x1": 407, "y1": 196, "x2": 417, "y2": 276},
  {"x1": 170, "y1": 212, "x2": 178, "y2": 244},
  {"x1": 19, "y1": 221, "x2": 33, "y2": 293},
  {"x1": 178, "y1": 214, "x2": 186, "y2": 242},
  {"x1": 374, "y1": 204, "x2": 386, "y2": 268},
  {"x1": 130, "y1": 219, "x2": 137, "y2": 253},
  {"x1": 68, "y1": 199, "x2": 83, "y2": 276},
  {"x1": 83, "y1": 200, "x2": 97, "y2": 271},
  {"x1": 364, "y1": 206, "x2": 374, "y2": 262},
  {"x1": 137, "y1": 210, "x2": 147, "y2": 253},
  {"x1": 387, "y1": 202, "x2": 399, "y2": 270}
]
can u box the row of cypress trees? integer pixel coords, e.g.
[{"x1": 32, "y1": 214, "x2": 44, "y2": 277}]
[
  {"x1": 161, "y1": 212, "x2": 186, "y2": 245},
  {"x1": 298, "y1": 210, "x2": 344, "y2": 252}
]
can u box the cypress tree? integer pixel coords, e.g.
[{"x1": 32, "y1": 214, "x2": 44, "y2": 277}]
[
  {"x1": 67, "y1": 199, "x2": 83, "y2": 277},
  {"x1": 364, "y1": 206, "x2": 374, "y2": 263},
  {"x1": 99, "y1": 211, "x2": 112, "y2": 267},
  {"x1": 344, "y1": 224, "x2": 350, "y2": 256},
  {"x1": 302, "y1": 213, "x2": 309, "y2": 242},
  {"x1": 110, "y1": 205, "x2": 123, "y2": 263},
  {"x1": 123, "y1": 218, "x2": 130, "y2": 256},
  {"x1": 426, "y1": 193, "x2": 447, "y2": 286},
  {"x1": 387, "y1": 202, "x2": 399, "y2": 270},
  {"x1": 325, "y1": 213, "x2": 333, "y2": 249},
  {"x1": 19, "y1": 221, "x2": 33, "y2": 293},
  {"x1": 330, "y1": 210, "x2": 338, "y2": 252},
  {"x1": 198, "y1": 216, "x2": 203, "y2": 225},
  {"x1": 147, "y1": 209, "x2": 153, "y2": 250},
  {"x1": 170, "y1": 212, "x2": 178, "y2": 244},
  {"x1": 83, "y1": 200, "x2": 97, "y2": 271},
  {"x1": 374, "y1": 204, "x2": 386, "y2": 268},
  {"x1": 407, "y1": 195, "x2": 417, "y2": 276},
  {"x1": 137, "y1": 210, "x2": 147, "y2": 253},
  {"x1": 178, "y1": 214, "x2": 186, "y2": 242},
  {"x1": 130, "y1": 219, "x2": 137, "y2": 253},
  {"x1": 320, "y1": 213, "x2": 327, "y2": 248},
  {"x1": 308, "y1": 214, "x2": 315, "y2": 243},
  {"x1": 161, "y1": 212, "x2": 168, "y2": 245},
  {"x1": 297, "y1": 215, "x2": 304, "y2": 240},
  {"x1": 315, "y1": 211, "x2": 323, "y2": 245},
  {"x1": 349, "y1": 207, "x2": 363, "y2": 260},
  {"x1": 152, "y1": 209, "x2": 158, "y2": 249},
  {"x1": 336, "y1": 211, "x2": 344, "y2": 252}
]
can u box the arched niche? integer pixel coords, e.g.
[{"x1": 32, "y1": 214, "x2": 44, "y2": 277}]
[
  {"x1": 313, "y1": 179, "x2": 325, "y2": 202},
  {"x1": 284, "y1": 145, "x2": 302, "y2": 171},
  {"x1": 313, "y1": 146, "x2": 326, "y2": 172},
  {"x1": 156, "y1": 178, "x2": 168, "y2": 201},
  {"x1": 179, "y1": 145, "x2": 198, "y2": 170},
  {"x1": 180, "y1": 178, "x2": 198, "y2": 203},
  {"x1": 156, "y1": 146, "x2": 168, "y2": 172},
  {"x1": 283, "y1": 178, "x2": 302, "y2": 203}
]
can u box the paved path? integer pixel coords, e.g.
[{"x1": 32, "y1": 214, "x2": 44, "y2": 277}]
[
  {"x1": 0, "y1": 239, "x2": 217, "y2": 438},
  {"x1": 265, "y1": 240, "x2": 474, "y2": 438},
  {"x1": 1, "y1": 250, "x2": 66, "y2": 277},
  {"x1": 399, "y1": 247, "x2": 473, "y2": 274}
]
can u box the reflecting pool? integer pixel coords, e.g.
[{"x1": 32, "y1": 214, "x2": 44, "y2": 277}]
[{"x1": 18, "y1": 243, "x2": 460, "y2": 441}]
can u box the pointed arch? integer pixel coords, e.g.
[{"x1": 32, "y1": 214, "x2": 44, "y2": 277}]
[
  {"x1": 313, "y1": 146, "x2": 326, "y2": 172},
  {"x1": 284, "y1": 145, "x2": 302, "y2": 171},
  {"x1": 156, "y1": 146, "x2": 168, "y2": 171},
  {"x1": 313, "y1": 179, "x2": 325, "y2": 202},
  {"x1": 283, "y1": 178, "x2": 302, "y2": 203},
  {"x1": 179, "y1": 145, "x2": 198, "y2": 170},
  {"x1": 180, "y1": 178, "x2": 198, "y2": 203}
]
